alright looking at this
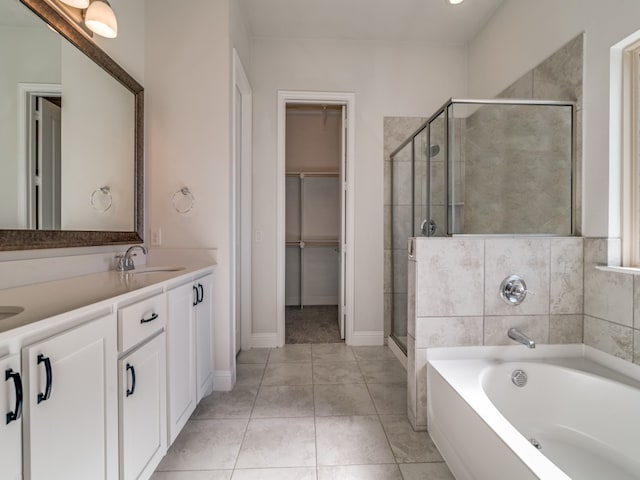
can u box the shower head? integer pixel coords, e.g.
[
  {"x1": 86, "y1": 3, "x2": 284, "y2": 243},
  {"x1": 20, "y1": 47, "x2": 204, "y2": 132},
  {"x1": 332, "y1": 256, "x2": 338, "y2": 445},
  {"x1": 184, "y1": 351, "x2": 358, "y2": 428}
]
[{"x1": 429, "y1": 144, "x2": 440, "y2": 157}]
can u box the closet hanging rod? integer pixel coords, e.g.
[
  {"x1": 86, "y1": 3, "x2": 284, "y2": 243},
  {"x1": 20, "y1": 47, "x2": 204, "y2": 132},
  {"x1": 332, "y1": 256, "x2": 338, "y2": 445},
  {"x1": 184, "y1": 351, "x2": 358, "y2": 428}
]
[
  {"x1": 285, "y1": 240, "x2": 339, "y2": 247},
  {"x1": 285, "y1": 171, "x2": 339, "y2": 178}
]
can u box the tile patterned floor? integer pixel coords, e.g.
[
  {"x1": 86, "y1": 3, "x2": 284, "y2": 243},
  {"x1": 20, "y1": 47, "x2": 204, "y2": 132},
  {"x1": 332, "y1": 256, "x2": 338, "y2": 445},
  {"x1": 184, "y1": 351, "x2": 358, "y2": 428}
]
[{"x1": 152, "y1": 345, "x2": 454, "y2": 480}]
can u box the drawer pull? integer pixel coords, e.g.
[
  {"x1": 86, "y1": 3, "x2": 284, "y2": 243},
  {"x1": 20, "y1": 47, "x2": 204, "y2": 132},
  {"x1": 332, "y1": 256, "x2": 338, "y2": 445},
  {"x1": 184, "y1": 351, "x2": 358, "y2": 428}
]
[
  {"x1": 126, "y1": 363, "x2": 136, "y2": 397},
  {"x1": 5, "y1": 369, "x2": 22, "y2": 424},
  {"x1": 193, "y1": 285, "x2": 198, "y2": 306},
  {"x1": 140, "y1": 312, "x2": 159, "y2": 324},
  {"x1": 198, "y1": 283, "x2": 204, "y2": 304},
  {"x1": 37, "y1": 354, "x2": 53, "y2": 404}
]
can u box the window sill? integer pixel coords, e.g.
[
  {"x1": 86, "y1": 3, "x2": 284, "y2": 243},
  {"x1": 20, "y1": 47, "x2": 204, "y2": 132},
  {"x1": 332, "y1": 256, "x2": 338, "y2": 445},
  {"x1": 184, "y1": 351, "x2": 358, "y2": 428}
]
[{"x1": 595, "y1": 265, "x2": 640, "y2": 275}]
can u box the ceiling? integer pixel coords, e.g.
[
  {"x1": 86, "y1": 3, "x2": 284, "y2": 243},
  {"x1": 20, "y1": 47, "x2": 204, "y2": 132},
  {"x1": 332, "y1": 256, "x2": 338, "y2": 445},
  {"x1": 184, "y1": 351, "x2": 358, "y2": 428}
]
[{"x1": 238, "y1": 0, "x2": 505, "y2": 44}]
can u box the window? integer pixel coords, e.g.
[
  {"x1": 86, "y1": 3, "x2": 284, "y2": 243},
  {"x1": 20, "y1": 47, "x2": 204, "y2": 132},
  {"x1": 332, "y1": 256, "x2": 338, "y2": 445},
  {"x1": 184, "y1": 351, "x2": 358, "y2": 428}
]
[{"x1": 621, "y1": 41, "x2": 640, "y2": 266}]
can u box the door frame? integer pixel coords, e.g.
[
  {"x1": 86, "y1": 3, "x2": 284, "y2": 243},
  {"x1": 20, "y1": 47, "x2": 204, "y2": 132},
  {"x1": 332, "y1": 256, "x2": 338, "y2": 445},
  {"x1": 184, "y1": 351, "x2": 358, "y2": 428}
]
[
  {"x1": 17, "y1": 83, "x2": 62, "y2": 229},
  {"x1": 276, "y1": 90, "x2": 356, "y2": 346},
  {"x1": 232, "y1": 49, "x2": 253, "y2": 353}
]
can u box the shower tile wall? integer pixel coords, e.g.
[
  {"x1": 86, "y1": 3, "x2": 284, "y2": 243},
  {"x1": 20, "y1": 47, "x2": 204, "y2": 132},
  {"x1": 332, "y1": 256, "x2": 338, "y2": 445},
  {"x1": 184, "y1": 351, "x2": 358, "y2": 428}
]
[
  {"x1": 384, "y1": 117, "x2": 426, "y2": 342},
  {"x1": 495, "y1": 33, "x2": 584, "y2": 235},
  {"x1": 407, "y1": 236, "x2": 584, "y2": 431},
  {"x1": 462, "y1": 103, "x2": 573, "y2": 235}
]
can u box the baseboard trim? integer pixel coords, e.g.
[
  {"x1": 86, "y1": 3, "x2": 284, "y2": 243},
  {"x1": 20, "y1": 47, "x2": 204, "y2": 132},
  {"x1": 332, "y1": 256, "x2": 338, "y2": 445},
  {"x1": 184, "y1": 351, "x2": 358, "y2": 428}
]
[
  {"x1": 251, "y1": 332, "x2": 279, "y2": 348},
  {"x1": 349, "y1": 330, "x2": 384, "y2": 346},
  {"x1": 388, "y1": 336, "x2": 408, "y2": 369},
  {"x1": 213, "y1": 370, "x2": 234, "y2": 392}
]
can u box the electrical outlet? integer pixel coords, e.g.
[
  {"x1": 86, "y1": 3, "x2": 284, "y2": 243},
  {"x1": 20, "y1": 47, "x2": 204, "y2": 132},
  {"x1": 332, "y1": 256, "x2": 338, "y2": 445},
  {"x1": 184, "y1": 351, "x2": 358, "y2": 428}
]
[
  {"x1": 151, "y1": 228, "x2": 162, "y2": 246},
  {"x1": 255, "y1": 230, "x2": 263, "y2": 243}
]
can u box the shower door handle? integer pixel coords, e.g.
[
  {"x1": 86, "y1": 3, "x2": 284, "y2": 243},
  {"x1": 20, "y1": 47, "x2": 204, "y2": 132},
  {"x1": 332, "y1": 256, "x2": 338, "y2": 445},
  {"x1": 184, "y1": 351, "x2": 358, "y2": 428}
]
[{"x1": 420, "y1": 219, "x2": 436, "y2": 236}]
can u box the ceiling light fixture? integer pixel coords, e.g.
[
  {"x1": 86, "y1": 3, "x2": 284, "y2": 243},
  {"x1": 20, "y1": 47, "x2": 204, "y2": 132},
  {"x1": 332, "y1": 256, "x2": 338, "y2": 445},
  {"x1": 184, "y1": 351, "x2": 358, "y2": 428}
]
[
  {"x1": 48, "y1": 0, "x2": 118, "y2": 38},
  {"x1": 58, "y1": 0, "x2": 90, "y2": 8},
  {"x1": 449, "y1": 0, "x2": 465, "y2": 4},
  {"x1": 84, "y1": 0, "x2": 118, "y2": 38}
]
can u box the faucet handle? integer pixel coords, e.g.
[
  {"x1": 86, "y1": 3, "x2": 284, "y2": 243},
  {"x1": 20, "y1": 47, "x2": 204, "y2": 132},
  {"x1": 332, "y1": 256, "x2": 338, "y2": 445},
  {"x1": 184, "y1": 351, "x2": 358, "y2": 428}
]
[
  {"x1": 115, "y1": 255, "x2": 125, "y2": 271},
  {"x1": 500, "y1": 275, "x2": 530, "y2": 305}
]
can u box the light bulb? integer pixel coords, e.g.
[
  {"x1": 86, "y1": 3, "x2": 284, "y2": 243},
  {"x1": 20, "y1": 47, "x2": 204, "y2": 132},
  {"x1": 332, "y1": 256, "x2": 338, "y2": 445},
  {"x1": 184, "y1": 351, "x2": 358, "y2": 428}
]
[{"x1": 84, "y1": 0, "x2": 118, "y2": 38}]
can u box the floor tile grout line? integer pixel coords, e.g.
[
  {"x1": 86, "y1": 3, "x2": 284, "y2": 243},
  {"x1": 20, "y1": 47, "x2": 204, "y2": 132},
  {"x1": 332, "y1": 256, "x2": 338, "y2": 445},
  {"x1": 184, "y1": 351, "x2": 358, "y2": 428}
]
[
  {"x1": 312, "y1": 356, "x2": 319, "y2": 475},
  {"x1": 229, "y1": 349, "x2": 270, "y2": 474}
]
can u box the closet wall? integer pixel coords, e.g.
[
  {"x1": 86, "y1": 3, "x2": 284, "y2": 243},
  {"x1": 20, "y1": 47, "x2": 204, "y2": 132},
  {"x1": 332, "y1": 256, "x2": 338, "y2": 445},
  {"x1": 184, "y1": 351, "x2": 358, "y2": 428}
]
[{"x1": 285, "y1": 106, "x2": 341, "y2": 306}]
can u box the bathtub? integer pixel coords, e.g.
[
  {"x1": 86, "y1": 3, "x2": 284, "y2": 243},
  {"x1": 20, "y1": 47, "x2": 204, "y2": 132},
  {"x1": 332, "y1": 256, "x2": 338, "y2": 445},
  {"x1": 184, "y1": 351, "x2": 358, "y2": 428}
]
[{"x1": 426, "y1": 345, "x2": 640, "y2": 480}]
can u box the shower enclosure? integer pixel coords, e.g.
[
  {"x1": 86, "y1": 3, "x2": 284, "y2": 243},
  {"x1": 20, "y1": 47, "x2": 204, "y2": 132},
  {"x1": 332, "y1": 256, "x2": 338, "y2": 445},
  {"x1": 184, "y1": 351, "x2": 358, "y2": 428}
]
[{"x1": 389, "y1": 99, "x2": 575, "y2": 353}]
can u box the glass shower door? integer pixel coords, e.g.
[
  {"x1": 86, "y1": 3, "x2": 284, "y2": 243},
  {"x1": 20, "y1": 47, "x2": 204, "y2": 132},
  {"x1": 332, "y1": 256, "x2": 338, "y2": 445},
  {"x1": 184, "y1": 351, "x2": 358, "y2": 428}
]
[
  {"x1": 390, "y1": 140, "x2": 413, "y2": 351},
  {"x1": 428, "y1": 110, "x2": 447, "y2": 236},
  {"x1": 413, "y1": 126, "x2": 429, "y2": 237}
]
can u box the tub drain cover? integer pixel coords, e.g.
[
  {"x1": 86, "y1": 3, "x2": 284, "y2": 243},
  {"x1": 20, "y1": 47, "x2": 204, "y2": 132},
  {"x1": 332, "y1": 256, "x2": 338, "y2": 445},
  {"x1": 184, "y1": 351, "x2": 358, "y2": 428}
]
[{"x1": 511, "y1": 369, "x2": 528, "y2": 387}]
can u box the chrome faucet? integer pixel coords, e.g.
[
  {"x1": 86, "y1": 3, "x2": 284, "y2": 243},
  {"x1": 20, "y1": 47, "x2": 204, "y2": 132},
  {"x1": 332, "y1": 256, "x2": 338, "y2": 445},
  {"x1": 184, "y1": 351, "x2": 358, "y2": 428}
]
[
  {"x1": 508, "y1": 327, "x2": 535, "y2": 349},
  {"x1": 116, "y1": 245, "x2": 147, "y2": 272}
]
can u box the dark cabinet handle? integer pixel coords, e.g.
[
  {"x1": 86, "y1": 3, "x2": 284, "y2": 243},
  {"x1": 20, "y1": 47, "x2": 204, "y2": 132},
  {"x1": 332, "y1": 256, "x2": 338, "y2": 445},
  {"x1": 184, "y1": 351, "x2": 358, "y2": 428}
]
[
  {"x1": 37, "y1": 354, "x2": 53, "y2": 404},
  {"x1": 193, "y1": 285, "x2": 198, "y2": 306},
  {"x1": 140, "y1": 312, "x2": 159, "y2": 324},
  {"x1": 126, "y1": 363, "x2": 136, "y2": 397},
  {"x1": 5, "y1": 369, "x2": 22, "y2": 424},
  {"x1": 198, "y1": 284, "x2": 204, "y2": 304}
]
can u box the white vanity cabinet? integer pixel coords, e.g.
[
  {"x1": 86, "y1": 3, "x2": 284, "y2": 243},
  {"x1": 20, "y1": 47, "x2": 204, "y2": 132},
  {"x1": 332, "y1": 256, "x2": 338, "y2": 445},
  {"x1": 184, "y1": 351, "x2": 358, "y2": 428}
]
[
  {"x1": 166, "y1": 282, "x2": 196, "y2": 444},
  {"x1": 166, "y1": 273, "x2": 214, "y2": 444},
  {"x1": 0, "y1": 353, "x2": 22, "y2": 480},
  {"x1": 117, "y1": 293, "x2": 167, "y2": 480},
  {"x1": 194, "y1": 273, "x2": 214, "y2": 402},
  {"x1": 23, "y1": 313, "x2": 118, "y2": 480},
  {"x1": 0, "y1": 263, "x2": 216, "y2": 479},
  {"x1": 119, "y1": 333, "x2": 166, "y2": 480}
]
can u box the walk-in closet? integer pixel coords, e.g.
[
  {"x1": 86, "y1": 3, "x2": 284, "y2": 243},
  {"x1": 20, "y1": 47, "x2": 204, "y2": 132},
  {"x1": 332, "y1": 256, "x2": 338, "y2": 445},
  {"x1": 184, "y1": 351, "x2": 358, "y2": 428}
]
[{"x1": 285, "y1": 104, "x2": 344, "y2": 343}]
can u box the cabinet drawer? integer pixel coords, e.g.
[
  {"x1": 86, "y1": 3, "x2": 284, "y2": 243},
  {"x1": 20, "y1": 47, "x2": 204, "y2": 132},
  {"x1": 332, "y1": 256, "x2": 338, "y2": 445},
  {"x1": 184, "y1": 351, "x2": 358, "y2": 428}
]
[{"x1": 118, "y1": 295, "x2": 166, "y2": 352}]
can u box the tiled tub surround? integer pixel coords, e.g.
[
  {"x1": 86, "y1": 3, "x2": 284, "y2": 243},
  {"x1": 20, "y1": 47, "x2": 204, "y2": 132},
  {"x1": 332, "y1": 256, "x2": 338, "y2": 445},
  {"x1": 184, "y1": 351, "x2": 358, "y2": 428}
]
[
  {"x1": 583, "y1": 238, "x2": 640, "y2": 364},
  {"x1": 407, "y1": 236, "x2": 583, "y2": 430}
]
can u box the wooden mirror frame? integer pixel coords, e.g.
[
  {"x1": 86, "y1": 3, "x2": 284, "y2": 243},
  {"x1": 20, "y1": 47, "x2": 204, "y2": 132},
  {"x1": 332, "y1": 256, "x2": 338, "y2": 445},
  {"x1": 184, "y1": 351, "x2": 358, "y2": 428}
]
[{"x1": 0, "y1": 0, "x2": 144, "y2": 251}]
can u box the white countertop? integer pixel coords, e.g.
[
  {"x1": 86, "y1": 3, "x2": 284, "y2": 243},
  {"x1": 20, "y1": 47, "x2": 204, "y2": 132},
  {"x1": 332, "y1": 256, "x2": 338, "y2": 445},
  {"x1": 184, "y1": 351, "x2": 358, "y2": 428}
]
[{"x1": 0, "y1": 262, "x2": 215, "y2": 335}]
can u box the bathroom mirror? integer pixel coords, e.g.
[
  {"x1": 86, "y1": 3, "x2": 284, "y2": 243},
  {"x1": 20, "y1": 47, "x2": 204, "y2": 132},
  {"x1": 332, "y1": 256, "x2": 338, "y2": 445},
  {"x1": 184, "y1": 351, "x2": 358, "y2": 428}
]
[{"x1": 0, "y1": 0, "x2": 143, "y2": 251}]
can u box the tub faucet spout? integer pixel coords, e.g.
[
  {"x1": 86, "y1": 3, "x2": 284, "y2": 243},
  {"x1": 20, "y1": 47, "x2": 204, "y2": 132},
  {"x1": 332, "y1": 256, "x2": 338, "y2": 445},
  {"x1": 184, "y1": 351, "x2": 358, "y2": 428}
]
[{"x1": 508, "y1": 327, "x2": 535, "y2": 348}]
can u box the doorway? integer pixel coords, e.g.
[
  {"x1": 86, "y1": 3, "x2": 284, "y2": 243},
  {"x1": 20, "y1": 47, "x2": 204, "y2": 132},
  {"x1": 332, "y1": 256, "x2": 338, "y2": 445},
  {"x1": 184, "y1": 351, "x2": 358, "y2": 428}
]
[
  {"x1": 277, "y1": 91, "x2": 355, "y2": 347},
  {"x1": 17, "y1": 83, "x2": 62, "y2": 229}
]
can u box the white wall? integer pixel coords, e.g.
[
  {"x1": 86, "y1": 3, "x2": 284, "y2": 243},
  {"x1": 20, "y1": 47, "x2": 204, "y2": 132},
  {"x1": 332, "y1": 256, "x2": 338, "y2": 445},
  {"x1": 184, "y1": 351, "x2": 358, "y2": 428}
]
[
  {"x1": 469, "y1": 0, "x2": 640, "y2": 238},
  {"x1": 146, "y1": 0, "x2": 251, "y2": 388},
  {"x1": 60, "y1": 42, "x2": 135, "y2": 231},
  {"x1": 250, "y1": 37, "x2": 467, "y2": 339},
  {"x1": 0, "y1": 27, "x2": 60, "y2": 229}
]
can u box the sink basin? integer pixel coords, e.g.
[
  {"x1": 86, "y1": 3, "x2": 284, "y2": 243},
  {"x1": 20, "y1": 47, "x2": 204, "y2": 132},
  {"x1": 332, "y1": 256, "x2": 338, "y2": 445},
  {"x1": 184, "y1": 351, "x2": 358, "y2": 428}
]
[
  {"x1": 0, "y1": 306, "x2": 24, "y2": 321},
  {"x1": 129, "y1": 266, "x2": 185, "y2": 275}
]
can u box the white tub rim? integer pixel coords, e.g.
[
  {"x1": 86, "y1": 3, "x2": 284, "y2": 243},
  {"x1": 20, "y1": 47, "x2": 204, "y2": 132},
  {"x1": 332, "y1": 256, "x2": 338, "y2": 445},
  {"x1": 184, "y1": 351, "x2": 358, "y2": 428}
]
[{"x1": 426, "y1": 344, "x2": 640, "y2": 479}]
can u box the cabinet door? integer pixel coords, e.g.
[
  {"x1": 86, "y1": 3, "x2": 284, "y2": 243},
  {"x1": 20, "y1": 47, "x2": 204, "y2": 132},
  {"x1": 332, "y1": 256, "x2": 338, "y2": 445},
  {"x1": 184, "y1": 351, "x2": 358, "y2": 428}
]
[
  {"x1": 119, "y1": 333, "x2": 166, "y2": 480},
  {"x1": 166, "y1": 283, "x2": 196, "y2": 444},
  {"x1": 195, "y1": 274, "x2": 214, "y2": 402},
  {"x1": 0, "y1": 353, "x2": 22, "y2": 480},
  {"x1": 23, "y1": 313, "x2": 117, "y2": 480}
]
